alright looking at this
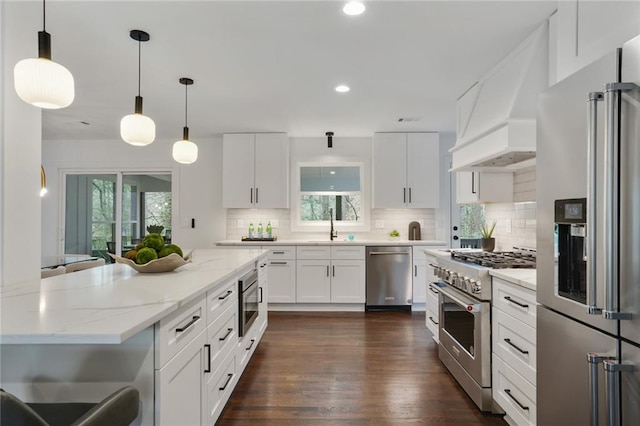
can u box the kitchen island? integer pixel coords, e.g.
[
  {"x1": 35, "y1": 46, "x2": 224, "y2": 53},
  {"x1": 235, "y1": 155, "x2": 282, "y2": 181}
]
[{"x1": 0, "y1": 248, "x2": 268, "y2": 425}]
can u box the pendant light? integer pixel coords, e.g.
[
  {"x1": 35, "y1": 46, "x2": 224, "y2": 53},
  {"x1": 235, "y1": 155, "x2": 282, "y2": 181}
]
[
  {"x1": 172, "y1": 78, "x2": 198, "y2": 164},
  {"x1": 120, "y1": 30, "x2": 155, "y2": 146},
  {"x1": 14, "y1": 0, "x2": 74, "y2": 109}
]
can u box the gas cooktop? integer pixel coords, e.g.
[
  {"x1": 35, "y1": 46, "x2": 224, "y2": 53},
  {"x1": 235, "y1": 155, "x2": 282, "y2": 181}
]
[{"x1": 451, "y1": 251, "x2": 536, "y2": 269}]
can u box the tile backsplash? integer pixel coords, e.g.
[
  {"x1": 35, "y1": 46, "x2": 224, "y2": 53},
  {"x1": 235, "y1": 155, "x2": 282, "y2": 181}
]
[
  {"x1": 485, "y1": 202, "x2": 537, "y2": 251},
  {"x1": 225, "y1": 208, "x2": 436, "y2": 242}
]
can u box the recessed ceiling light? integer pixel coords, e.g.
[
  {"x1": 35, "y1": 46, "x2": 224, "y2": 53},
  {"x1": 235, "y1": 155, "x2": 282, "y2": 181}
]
[
  {"x1": 335, "y1": 85, "x2": 350, "y2": 93},
  {"x1": 343, "y1": 1, "x2": 366, "y2": 16}
]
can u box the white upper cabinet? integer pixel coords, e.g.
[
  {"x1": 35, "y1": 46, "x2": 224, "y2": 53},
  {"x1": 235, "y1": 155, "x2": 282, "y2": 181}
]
[
  {"x1": 456, "y1": 171, "x2": 513, "y2": 204},
  {"x1": 373, "y1": 132, "x2": 440, "y2": 209},
  {"x1": 222, "y1": 133, "x2": 289, "y2": 208}
]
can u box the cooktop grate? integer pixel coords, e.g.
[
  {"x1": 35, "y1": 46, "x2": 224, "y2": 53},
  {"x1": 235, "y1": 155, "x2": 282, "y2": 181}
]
[{"x1": 451, "y1": 251, "x2": 536, "y2": 269}]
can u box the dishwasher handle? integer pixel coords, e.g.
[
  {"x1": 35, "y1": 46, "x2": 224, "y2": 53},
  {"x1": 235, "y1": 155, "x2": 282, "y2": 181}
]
[{"x1": 368, "y1": 251, "x2": 410, "y2": 256}]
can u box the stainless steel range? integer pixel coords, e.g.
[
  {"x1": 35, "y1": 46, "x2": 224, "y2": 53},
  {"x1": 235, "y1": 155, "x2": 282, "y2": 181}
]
[{"x1": 431, "y1": 250, "x2": 536, "y2": 413}]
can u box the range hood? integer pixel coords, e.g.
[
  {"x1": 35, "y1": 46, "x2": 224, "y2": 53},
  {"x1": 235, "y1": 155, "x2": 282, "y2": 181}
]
[{"x1": 450, "y1": 23, "x2": 548, "y2": 172}]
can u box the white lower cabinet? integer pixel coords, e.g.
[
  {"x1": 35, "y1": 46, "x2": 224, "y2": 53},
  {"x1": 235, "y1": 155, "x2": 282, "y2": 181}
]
[
  {"x1": 156, "y1": 257, "x2": 268, "y2": 425},
  {"x1": 414, "y1": 246, "x2": 446, "y2": 309},
  {"x1": 492, "y1": 277, "x2": 537, "y2": 425},
  {"x1": 155, "y1": 329, "x2": 207, "y2": 426},
  {"x1": 264, "y1": 246, "x2": 296, "y2": 303},
  {"x1": 425, "y1": 282, "x2": 440, "y2": 343},
  {"x1": 296, "y1": 246, "x2": 365, "y2": 304}
]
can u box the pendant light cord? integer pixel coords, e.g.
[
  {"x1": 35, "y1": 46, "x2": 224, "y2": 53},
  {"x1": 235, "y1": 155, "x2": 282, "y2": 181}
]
[
  {"x1": 137, "y1": 39, "x2": 141, "y2": 97},
  {"x1": 42, "y1": 0, "x2": 46, "y2": 31},
  {"x1": 184, "y1": 83, "x2": 188, "y2": 127}
]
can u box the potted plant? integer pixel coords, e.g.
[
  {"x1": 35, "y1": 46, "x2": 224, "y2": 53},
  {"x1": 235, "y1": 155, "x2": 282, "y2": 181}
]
[
  {"x1": 480, "y1": 220, "x2": 497, "y2": 252},
  {"x1": 388, "y1": 229, "x2": 400, "y2": 241}
]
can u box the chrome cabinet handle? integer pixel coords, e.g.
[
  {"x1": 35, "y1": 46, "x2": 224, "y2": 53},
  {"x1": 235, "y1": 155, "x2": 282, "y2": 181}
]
[
  {"x1": 504, "y1": 338, "x2": 528, "y2": 355},
  {"x1": 587, "y1": 92, "x2": 603, "y2": 315},
  {"x1": 175, "y1": 315, "x2": 199, "y2": 333},
  {"x1": 218, "y1": 290, "x2": 233, "y2": 300},
  {"x1": 604, "y1": 359, "x2": 635, "y2": 426},
  {"x1": 219, "y1": 373, "x2": 233, "y2": 391},
  {"x1": 504, "y1": 389, "x2": 529, "y2": 411},
  {"x1": 587, "y1": 352, "x2": 616, "y2": 426},
  {"x1": 219, "y1": 328, "x2": 233, "y2": 341},
  {"x1": 504, "y1": 296, "x2": 528, "y2": 309},
  {"x1": 204, "y1": 344, "x2": 211, "y2": 373}
]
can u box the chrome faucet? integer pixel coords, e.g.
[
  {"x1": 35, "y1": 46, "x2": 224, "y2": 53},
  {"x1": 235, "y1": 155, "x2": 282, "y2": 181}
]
[{"x1": 329, "y1": 208, "x2": 338, "y2": 241}]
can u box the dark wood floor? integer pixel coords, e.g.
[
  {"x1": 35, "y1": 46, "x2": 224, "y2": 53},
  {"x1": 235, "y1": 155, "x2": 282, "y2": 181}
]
[{"x1": 218, "y1": 312, "x2": 506, "y2": 425}]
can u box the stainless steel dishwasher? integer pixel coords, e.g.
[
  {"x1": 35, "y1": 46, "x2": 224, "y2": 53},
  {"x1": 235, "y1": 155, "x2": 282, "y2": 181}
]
[{"x1": 365, "y1": 246, "x2": 412, "y2": 311}]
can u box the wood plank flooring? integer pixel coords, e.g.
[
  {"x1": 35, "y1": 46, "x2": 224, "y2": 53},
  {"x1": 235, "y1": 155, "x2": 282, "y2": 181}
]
[{"x1": 218, "y1": 312, "x2": 506, "y2": 425}]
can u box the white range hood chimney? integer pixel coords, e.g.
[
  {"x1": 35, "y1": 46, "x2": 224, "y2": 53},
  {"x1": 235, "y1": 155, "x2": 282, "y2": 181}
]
[{"x1": 450, "y1": 23, "x2": 548, "y2": 172}]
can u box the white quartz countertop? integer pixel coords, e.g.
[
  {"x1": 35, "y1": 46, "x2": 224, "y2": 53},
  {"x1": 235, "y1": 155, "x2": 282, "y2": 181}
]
[
  {"x1": 0, "y1": 248, "x2": 266, "y2": 345},
  {"x1": 489, "y1": 269, "x2": 537, "y2": 291},
  {"x1": 217, "y1": 239, "x2": 447, "y2": 247}
]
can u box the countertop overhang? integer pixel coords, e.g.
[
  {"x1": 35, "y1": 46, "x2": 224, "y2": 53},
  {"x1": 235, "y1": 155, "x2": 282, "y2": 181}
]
[{"x1": 0, "y1": 248, "x2": 266, "y2": 345}]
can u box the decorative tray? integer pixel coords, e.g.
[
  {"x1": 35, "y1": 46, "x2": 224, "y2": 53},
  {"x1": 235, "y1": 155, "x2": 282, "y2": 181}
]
[
  {"x1": 241, "y1": 237, "x2": 277, "y2": 242},
  {"x1": 108, "y1": 251, "x2": 192, "y2": 273}
]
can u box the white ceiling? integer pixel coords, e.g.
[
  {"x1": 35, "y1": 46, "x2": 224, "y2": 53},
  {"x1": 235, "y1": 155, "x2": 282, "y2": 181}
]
[{"x1": 6, "y1": 1, "x2": 557, "y2": 140}]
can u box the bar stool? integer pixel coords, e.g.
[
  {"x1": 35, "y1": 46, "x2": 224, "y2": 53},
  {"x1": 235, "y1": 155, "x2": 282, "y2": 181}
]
[{"x1": 0, "y1": 386, "x2": 139, "y2": 426}]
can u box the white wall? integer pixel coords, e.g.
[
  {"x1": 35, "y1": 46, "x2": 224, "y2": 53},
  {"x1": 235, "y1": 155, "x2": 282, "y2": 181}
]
[
  {"x1": 42, "y1": 136, "x2": 225, "y2": 258},
  {"x1": 2, "y1": 1, "x2": 42, "y2": 287}
]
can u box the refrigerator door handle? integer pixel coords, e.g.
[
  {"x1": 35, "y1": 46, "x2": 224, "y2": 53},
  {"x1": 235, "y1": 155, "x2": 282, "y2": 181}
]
[
  {"x1": 586, "y1": 92, "x2": 603, "y2": 315},
  {"x1": 603, "y1": 359, "x2": 635, "y2": 426},
  {"x1": 587, "y1": 352, "x2": 616, "y2": 426},
  {"x1": 603, "y1": 82, "x2": 638, "y2": 320}
]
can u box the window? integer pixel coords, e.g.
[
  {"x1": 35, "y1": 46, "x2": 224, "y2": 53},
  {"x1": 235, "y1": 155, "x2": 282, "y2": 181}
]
[
  {"x1": 459, "y1": 204, "x2": 485, "y2": 248},
  {"x1": 64, "y1": 172, "x2": 172, "y2": 260},
  {"x1": 293, "y1": 163, "x2": 369, "y2": 231}
]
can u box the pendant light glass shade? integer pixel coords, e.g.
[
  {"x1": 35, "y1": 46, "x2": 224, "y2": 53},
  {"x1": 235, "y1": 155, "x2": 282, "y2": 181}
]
[
  {"x1": 14, "y1": 0, "x2": 75, "y2": 109},
  {"x1": 40, "y1": 165, "x2": 48, "y2": 197},
  {"x1": 172, "y1": 78, "x2": 198, "y2": 164},
  {"x1": 121, "y1": 30, "x2": 155, "y2": 146},
  {"x1": 121, "y1": 112, "x2": 155, "y2": 146},
  {"x1": 172, "y1": 139, "x2": 198, "y2": 164}
]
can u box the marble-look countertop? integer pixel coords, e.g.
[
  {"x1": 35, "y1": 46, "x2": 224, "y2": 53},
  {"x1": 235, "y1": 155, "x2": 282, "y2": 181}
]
[
  {"x1": 217, "y1": 239, "x2": 448, "y2": 247},
  {"x1": 489, "y1": 269, "x2": 537, "y2": 292},
  {"x1": 0, "y1": 248, "x2": 266, "y2": 345}
]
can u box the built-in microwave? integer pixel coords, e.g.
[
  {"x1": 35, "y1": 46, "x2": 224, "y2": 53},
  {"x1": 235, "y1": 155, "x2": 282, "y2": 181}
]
[{"x1": 238, "y1": 269, "x2": 259, "y2": 337}]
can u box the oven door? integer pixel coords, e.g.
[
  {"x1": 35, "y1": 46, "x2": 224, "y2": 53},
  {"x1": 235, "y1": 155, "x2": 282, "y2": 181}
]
[
  {"x1": 239, "y1": 272, "x2": 259, "y2": 337},
  {"x1": 438, "y1": 283, "x2": 491, "y2": 387}
]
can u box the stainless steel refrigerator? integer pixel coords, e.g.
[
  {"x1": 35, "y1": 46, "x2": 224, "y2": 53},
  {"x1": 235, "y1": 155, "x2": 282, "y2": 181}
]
[{"x1": 537, "y1": 34, "x2": 640, "y2": 425}]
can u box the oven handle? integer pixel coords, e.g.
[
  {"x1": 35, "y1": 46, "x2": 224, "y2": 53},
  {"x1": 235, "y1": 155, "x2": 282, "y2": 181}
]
[{"x1": 437, "y1": 284, "x2": 480, "y2": 310}]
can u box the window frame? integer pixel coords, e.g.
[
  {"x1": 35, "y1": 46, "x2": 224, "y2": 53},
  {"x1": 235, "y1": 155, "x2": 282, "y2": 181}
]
[{"x1": 291, "y1": 161, "x2": 370, "y2": 233}]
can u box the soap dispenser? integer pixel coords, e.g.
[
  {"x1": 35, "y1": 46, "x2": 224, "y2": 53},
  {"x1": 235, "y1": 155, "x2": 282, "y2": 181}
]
[
  {"x1": 248, "y1": 223, "x2": 254, "y2": 239},
  {"x1": 257, "y1": 222, "x2": 263, "y2": 239},
  {"x1": 266, "y1": 221, "x2": 273, "y2": 239}
]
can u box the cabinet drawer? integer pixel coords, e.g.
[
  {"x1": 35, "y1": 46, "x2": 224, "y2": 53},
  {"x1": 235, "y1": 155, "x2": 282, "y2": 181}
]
[
  {"x1": 205, "y1": 349, "x2": 237, "y2": 424},
  {"x1": 206, "y1": 304, "x2": 238, "y2": 370},
  {"x1": 156, "y1": 296, "x2": 207, "y2": 368},
  {"x1": 330, "y1": 246, "x2": 365, "y2": 260},
  {"x1": 265, "y1": 246, "x2": 296, "y2": 260},
  {"x1": 493, "y1": 355, "x2": 537, "y2": 425},
  {"x1": 206, "y1": 279, "x2": 237, "y2": 325},
  {"x1": 493, "y1": 278, "x2": 537, "y2": 328},
  {"x1": 493, "y1": 308, "x2": 536, "y2": 385},
  {"x1": 297, "y1": 246, "x2": 331, "y2": 259},
  {"x1": 426, "y1": 283, "x2": 440, "y2": 314},
  {"x1": 237, "y1": 327, "x2": 259, "y2": 374}
]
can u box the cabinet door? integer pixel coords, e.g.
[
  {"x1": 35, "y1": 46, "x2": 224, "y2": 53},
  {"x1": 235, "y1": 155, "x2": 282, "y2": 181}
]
[
  {"x1": 223, "y1": 134, "x2": 255, "y2": 208},
  {"x1": 296, "y1": 260, "x2": 330, "y2": 303},
  {"x1": 413, "y1": 263, "x2": 428, "y2": 305},
  {"x1": 456, "y1": 171, "x2": 480, "y2": 204},
  {"x1": 155, "y1": 329, "x2": 206, "y2": 426},
  {"x1": 407, "y1": 133, "x2": 440, "y2": 208},
  {"x1": 267, "y1": 260, "x2": 296, "y2": 303},
  {"x1": 254, "y1": 133, "x2": 289, "y2": 208},
  {"x1": 331, "y1": 260, "x2": 365, "y2": 303},
  {"x1": 373, "y1": 133, "x2": 408, "y2": 208}
]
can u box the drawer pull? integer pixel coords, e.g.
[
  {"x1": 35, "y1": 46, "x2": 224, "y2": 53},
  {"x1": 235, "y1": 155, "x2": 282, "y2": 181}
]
[
  {"x1": 204, "y1": 344, "x2": 211, "y2": 373},
  {"x1": 219, "y1": 373, "x2": 234, "y2": 391},
  {"x1": 504, "y1": 389, "x2": 529, "y2": 411},
  {"x1": 218, "y1": 290, "x2": 233, "y2": 300},
  {"x1": 175, "y1": 315, "x2": 200, "y2": 333},
  {"x1": 504, "y1": 338, "x2": 529, "y2": 354},
  {"x1": 259, "y1": 287, "x2": 263, "y2": 303},
  {"x1": 270, "y1": 261, "x2": 287, "y2": 265},
  {"x1": 429, "y1": 287, "x2": 439, "y2": 295},
  {"x1": 219, "y1": 328, "x2": 233, "y2": 341},
  {"x1": 429, "y1": 316, "x2": 439, "y2": 325},
  {"x1": 504, "y1": 296, "x2": 529, "y2": 309},
  {"x1": 272, "y1": 251, "x2": 285, "y2": 255},
  {"x1": 246, "y1": 338, "x2": 256, "y2": 351}
]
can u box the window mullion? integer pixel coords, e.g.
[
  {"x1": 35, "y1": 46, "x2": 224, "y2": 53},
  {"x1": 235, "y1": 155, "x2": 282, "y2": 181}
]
[{"x1": 115, "y1": 173, "x2": 124, "y2": 256}]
